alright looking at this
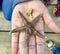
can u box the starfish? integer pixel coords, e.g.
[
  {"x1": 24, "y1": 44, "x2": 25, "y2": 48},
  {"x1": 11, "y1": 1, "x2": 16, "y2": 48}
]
[{"x1": 11, "y1": 11, "x2": 44, "y2": 38}]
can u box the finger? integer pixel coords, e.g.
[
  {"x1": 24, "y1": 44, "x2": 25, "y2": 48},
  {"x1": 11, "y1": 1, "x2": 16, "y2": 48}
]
[
  {"x1": 19, "y1": 31, "x2": 28, "y2": 54},
  {"x1": 18, "y1": 50, "x2": 20, "y2": 54},
  {"x1": 29, "y1": 35, "x2": 36, "y2": 54},
  {"x1": 11, "y1": 7, "x2": 23, "y2": 54},
  {"x1": 35, "y1": 17, "x2": 45, "y2": 54},
  {"x1": 36, "y1": 36, "x2": 45, "y2": 54}
]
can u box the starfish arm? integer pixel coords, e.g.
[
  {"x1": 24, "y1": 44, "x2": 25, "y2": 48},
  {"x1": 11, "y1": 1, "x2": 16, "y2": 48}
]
[
  {"x1": 24, "y1": 27, "x2": 30, "y2": 54},
  {"x1": 11, "y1": 25, "x2": 26, "y2": 33},
  {"x1": 31, "y1": 26, "x2": 44, "y2": 38},
  {"x1": 25, "y1": 27, "x2": 30, "y2": 44},
  {"x1": 25, "y1": 28, "x2": 30, "y2": 40},
  {"x1": 34, "y1": 30, "x2": 44, "y2": 38},
  {"x1": 31, "y1": 14, "x2": 43, "y2": 26},
  {"x1": 19, "y1": 11, "x2": 29, "y2": 25}
]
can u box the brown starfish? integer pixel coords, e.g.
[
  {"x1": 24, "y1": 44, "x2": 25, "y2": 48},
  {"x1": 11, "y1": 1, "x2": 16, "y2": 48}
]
[{"x1": 11, "y1": 11, "x2": 44, "y2": 38}]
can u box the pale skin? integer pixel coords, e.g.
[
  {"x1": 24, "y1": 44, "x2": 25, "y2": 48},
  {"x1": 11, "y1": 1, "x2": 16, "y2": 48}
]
[{"x1": 11, "y1": 0, "x2": 60, "y2": 54}]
